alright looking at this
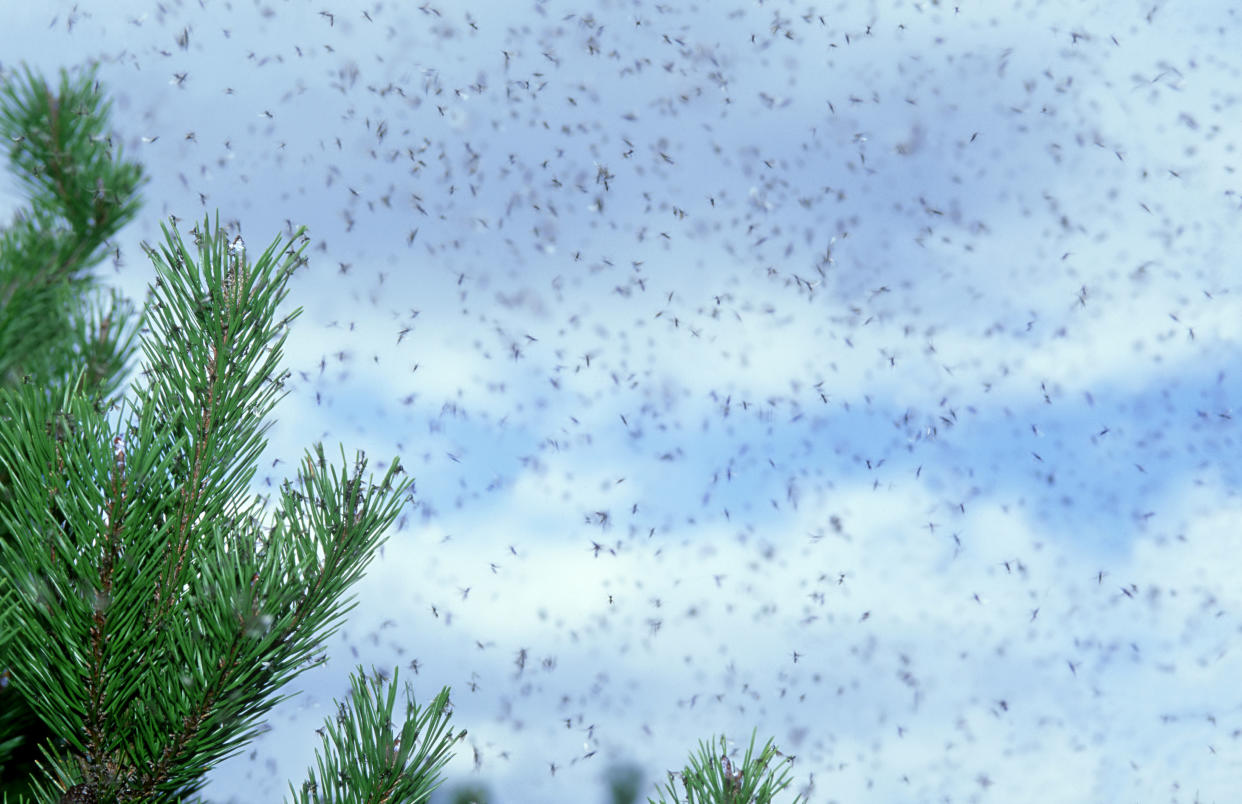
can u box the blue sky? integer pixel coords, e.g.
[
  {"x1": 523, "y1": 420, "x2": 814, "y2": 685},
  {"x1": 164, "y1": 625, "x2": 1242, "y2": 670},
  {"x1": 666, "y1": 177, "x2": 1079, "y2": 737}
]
[{"x1": 2, "y1": 1, "x2": 1241, "y2": 802}]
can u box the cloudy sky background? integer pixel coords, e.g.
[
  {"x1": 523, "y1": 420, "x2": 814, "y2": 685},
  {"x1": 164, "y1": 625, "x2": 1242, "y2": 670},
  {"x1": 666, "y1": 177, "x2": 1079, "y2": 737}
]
[{"x1": 2, "y1": 1, "x2": 1241, "y2": 802}]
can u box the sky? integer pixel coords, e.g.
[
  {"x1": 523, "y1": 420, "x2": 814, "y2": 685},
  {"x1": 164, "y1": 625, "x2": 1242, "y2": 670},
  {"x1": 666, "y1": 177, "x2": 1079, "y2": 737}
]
[{"x1": 1, "y1": 0, "x2": 1241, "y2": 802}]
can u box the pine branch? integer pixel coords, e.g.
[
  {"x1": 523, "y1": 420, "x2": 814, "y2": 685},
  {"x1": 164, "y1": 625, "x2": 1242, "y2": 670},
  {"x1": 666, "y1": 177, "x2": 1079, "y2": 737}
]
[
  {"x1": 649, "y1": 730, "x2": 805, "y2": 804},
  {"x1": 0, "y1": 215, "x2": 414, "y2": 802},
  {"x1": 0, "y1": 65, "x2": 460, "y2": 804},
  {"x1": 289, "y1": 667, "x2": 466, "y2": 804},
  {"x1": 0, "y1": 64, "x2": 148, "y2": 798},
  {"x1": 0, "y1": 63, "x2": 146, "y2": 394}
]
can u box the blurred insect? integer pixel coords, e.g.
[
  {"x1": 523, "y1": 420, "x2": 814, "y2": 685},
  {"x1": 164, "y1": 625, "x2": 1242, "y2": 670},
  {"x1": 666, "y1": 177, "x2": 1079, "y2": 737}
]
[{"x1": 720, "y1": 754, "x2": 744, "y2": 793}]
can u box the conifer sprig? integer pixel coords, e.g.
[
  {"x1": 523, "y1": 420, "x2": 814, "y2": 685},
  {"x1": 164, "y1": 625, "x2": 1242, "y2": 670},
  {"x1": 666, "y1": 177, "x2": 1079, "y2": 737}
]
[{"x1": 0, "y1": 214, "x2": 415, "y2": 802}]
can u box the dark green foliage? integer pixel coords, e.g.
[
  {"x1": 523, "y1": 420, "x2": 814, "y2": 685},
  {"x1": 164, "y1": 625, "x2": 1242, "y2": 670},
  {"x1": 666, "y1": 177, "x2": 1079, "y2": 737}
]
[
  {"x1": 604, "y1": 762, "x2": 645, "y2": 804},
  {"x1": 649, "y1": 730, "x2": 804, "y2": 804},
  {"x1": 289, "y1": 667, "x2": 464, "y2": 804},
  {"x1": 0, "y1": 65, "x2": 461, "y2": 804},
  {"x1": 443, "y1": 782, "x2": 493, "y2": 804},
  {"x1": 0, "y1": 62, "x2": 146, "y2": 801},
  {"x1": 0, "y1": 63, "x2": 145, "y2": 396},
  {"x1": 0, "y1": 214, "x2": 428, "y2": 802}
]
